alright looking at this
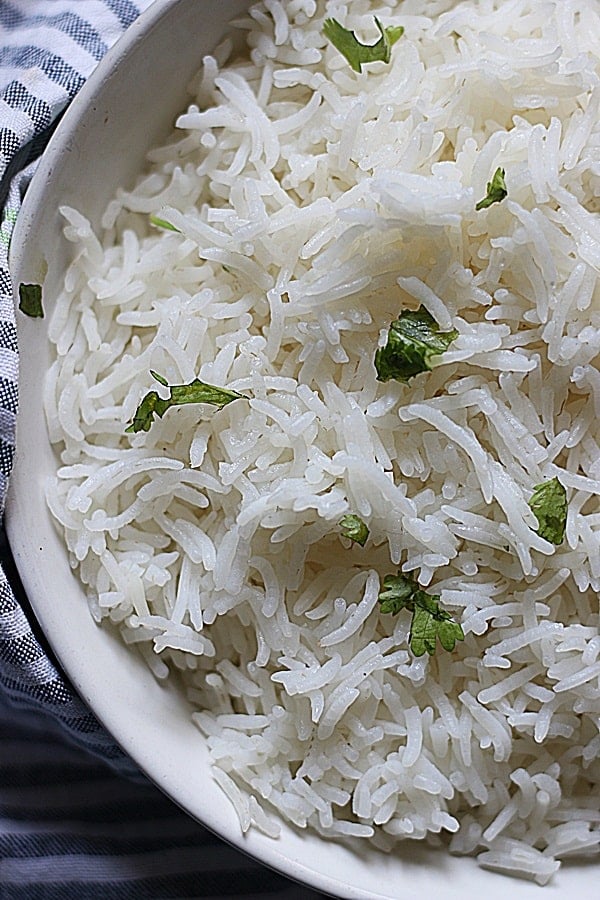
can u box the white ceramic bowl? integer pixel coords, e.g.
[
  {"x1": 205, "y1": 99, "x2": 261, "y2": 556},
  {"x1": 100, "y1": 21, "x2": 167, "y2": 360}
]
[{"x1": 6, "y1": 2, "x2": 597, "y2": 897}]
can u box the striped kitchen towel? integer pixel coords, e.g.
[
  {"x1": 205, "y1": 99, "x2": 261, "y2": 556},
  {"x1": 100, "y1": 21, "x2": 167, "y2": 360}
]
[{"x1": 0, "y1": 3, "x2": 329, "y2": 898}]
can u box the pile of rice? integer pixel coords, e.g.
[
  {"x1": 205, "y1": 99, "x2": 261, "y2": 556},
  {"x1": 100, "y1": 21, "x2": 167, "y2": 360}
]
[{"x1": 46, "y1": 0, "x2": 600, "y2": 886}]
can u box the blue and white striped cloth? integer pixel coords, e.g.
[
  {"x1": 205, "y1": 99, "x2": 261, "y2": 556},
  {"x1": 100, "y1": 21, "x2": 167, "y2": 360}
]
[{"x1": 0, "y1": 3, "x2": 329, "y2": 897}]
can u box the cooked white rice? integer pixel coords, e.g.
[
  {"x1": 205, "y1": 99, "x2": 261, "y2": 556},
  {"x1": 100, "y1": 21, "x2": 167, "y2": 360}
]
[{"x1": 46, "y1": 0, "x2": 600, "y2": 886}]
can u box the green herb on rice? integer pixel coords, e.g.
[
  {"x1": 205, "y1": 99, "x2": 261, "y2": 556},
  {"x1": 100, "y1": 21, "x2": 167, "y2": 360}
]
[
  {"x1": 126, "y1": 371, "x2": 245, "y2": 434},
  {"x1": 323, "y1": 16, "x2": 404, "y2": 73},
  {"x1": 528, "y1": 476, "x2": 567, "y2": 545},
  {"x1": 149, "y1": 214, "x2": 181, "y2": 233},
  {"x1": 475, "y1": 166, "x2": 508, "y2": 211},
  {"x1": 339, "y1": 513, "x2": 369, "y2": 546},
  {"x1": 18, "y1": 282, "x2": 44, "y2": 318},
  {"x1": 378, "y1": 572, "x2": 464, "y2": 657},
  {"x1": 375, "y1": 305, "x2": 458, "y2": 383}
]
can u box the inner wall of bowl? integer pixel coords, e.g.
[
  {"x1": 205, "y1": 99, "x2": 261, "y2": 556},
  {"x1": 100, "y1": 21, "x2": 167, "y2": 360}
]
[{"x1": 6, "y1": 0, "x2": 591, "y2": 897}]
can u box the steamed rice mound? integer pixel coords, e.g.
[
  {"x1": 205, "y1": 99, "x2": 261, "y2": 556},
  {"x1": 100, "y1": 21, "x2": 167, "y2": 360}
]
[{"x1": 46, "y1": 0, "x2": 600, "y2": 886}]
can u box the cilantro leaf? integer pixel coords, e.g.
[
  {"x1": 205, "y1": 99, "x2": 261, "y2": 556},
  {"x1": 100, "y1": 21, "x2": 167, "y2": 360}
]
[
  {"x1": 150, "y1": 370, "x2": 169, "y2": 386},
  {"x1": 528, "y1": 476, "x2": 567, "y2": 545},
  {"x1": 339, "y1": 513, "x2": 369, "y2": 546},
  {"x1": 18, "y1": 283, "x2": 44, "y2": 318},
  {"x1": 323, "y1": 16, "x2": 404, "y2": 73},
  {"x1": 126, "y1": 371, "x2": 245, "y2": 433},
  {"x1": 378, "y1": 572, "x2": 464, "y2": 657},
  {"x1": 126, "y1": 390, "x2": 167, "y2": 434},
  {"x1": 378, "y1": 573, "x2": 416, "y2": 614},
  {"x1": 475, "y1": 167, "x2": 507, "y2": 211},
  {"x1": 149, "y1": 214, "x2": 180, "y2": 232},
  {"x1": 374, "y1": 305, "x2": 458, "y2": 383}
]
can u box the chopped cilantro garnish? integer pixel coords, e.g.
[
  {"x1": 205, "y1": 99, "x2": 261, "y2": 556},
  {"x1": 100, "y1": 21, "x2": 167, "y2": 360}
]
[
  {"x1": 374, "y1": 305, "x2": 458, "y2": 383},
  {"x1": 150, "y1": 370, "x2": 169, "y2": 387},
  {"x1": 528, "y1": 476, "x2": 567, "y2": 545},
  {"x1": 149, "y1": 214, "x2": 180, "y2": 232},
  {"x1": 378, "y1": 572, "x2": 464, "y2": 657},
  {"x1": 18, "y1": 283, "x2": 44, "y2": 318},
  {"x1": 339, "y1": 513, "x2": 369, "y2": 546},
  {"x1": 475, "y1": 167, "x2": 507, "y2": 211},
  {"x1": 126, "y1": 371, "x2": 245, "y2": 434},
  {"x1": 323, "y1": 16, "x2": 404, "y2": 73}
]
